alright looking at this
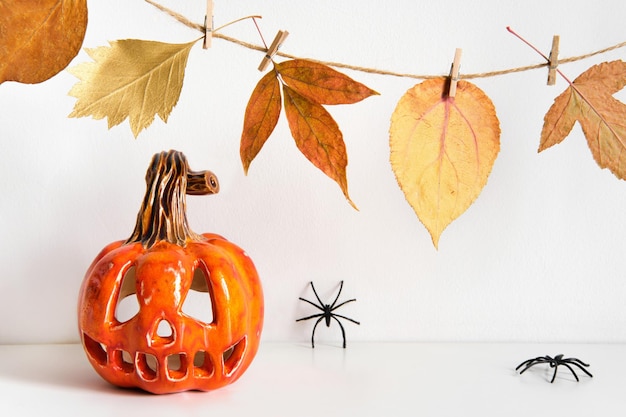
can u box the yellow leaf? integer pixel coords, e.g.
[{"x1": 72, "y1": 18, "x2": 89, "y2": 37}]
[
  {"x1": 540, "y1": 60, "x2": 626, "y2": 179},
  {"x1": 390, "y1": 78, "x2": 500, "y2": 248},
  {"x1": 68, "y1": 39, "x2": 197, "y2": 137}
]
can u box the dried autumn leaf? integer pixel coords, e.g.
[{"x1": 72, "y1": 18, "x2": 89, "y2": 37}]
[
  {"x1": 240, "y1": 59, "x2": 376, "y2": 208},
  {"x1": 390, "y1": 78, "x2": 500, "y2": 248},
  {"x1": 276, "y1": 59, "x2": 379, "y2": 104},
  {"x1": 540, "y1": 60, "x2": 626, "y2": 180},
  {"x1": 282, "y1": 84, "x2": 356, "y2": 209},
  {"x1": 240, "y1": 70, "x2": 282, "y2": 174},
  {"x1": 68, "y1": 39, "x2": 197, "y2": 137},
  {"x1": 0, "y1": 0, "x2": 88, "y2": 84}
]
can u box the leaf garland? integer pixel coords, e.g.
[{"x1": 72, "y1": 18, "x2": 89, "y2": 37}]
[
  {"x1": 59, "y1": 2, "x2": 626, "y2": 247},
  {"x1": 241, "y1": 59, "x2": 378, "y2": 209}
]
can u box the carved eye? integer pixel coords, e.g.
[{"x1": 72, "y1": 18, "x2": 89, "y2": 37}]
[
  {"x1": 181, "y1": 267, "x2": 215, "y2": 324},
  {"x1": 115, "y1": 266, "x2": 139, "y2": 323}
]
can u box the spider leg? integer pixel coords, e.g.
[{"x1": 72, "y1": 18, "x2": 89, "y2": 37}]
[
  {"x1": 298, "y1": 297, "x2": 324, "y2": 311},
  {"x1": 518, "y1": 360, "x2": 546, "y2": 374},
  {"x1": 296, "y1": 312, "x2": 323, "y2": 322},
  {"x1": 331, "y1": 315, "x2": 348, "y2": 348},
  {"x1": 516, "y1": 357, "x2": 548, "y2": 373},
  {"x1": 524, "y1": 357, "x2": 546, "y2": 366},
  {"x1": 559, "y1": 363, "x2": 580, "y2": 382},
  {"x1": 515, "y1": 362, "x2": 539, "y2": 375},
  {"x1": 310, "y1": 316, "x2": 325, "y2": 348},
  {"x1": 331, "y1": 298, "x2": 357, "y2": 311},
  {"x1": 329, "y1": 281, "x2": 345, "y2": 309},
  {"x1": 550, "y1": 364, "x2": 559, "y2": 383},
  {"x1": 564, "y1": 357, "x2": 591, "y2": 368},
  {"x1": 332, "y1": 313, "x2": 360, "y2": 325},
  {"x1": 515, "y1": 358, "x2": 536, "y2": 371},
  {"x1": 563, "y1": 360, "x2": 593, "y2": 378},
  {"x1": 309, "y1": 281, "x2": 325, "y2": 307}
]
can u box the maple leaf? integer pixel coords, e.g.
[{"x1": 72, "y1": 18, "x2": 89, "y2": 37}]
[
  {"x1": 240, "y1": 59, "x2": 377, "y2": 208},
  {"x1": 540, "y1": 60, "x2": 626, "y2": 180},
  {"x1": 68, "y1": 39, "x2": 197, "y2": 137},
  {"x1": 0, "y1": 0, "x2": 88, "y2": 84},
  {"x1": 389, "y1": 78, "x2": 500, "y2": 248}
]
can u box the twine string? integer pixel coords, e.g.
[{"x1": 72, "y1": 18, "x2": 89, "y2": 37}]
[{"x1": 145, "y1": 0, "x2": 626, "y2": 80}]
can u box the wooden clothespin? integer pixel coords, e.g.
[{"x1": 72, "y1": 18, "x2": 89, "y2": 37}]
[
  {"x1": 448, "y1": 48, "x2": 463, "y2": 98},
  {"x1": 203, "y1": 0, "x2": 214, "y2": 49},
  {"x1": 258, "y1": 30, "x2": 289, "y2": 71},
  {"x1": 547, "y1": 35, "x2": 560, "y2": 85}
]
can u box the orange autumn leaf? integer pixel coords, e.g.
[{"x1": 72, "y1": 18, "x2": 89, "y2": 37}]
[
  {"x1": 0, "y1": 0, "x2": 88, "y2": 84},
  {"x1": 282, "y1": 84, "x2": 356, "y2": 209},
  {"x1": 240, "y1": 71, "x2": 282, "y2": 174},
  {"x1": 540, "y1": 60, "x2": 626, "y2": 180},
  {"x1": 390, "y1": 78, "x2": 500, "y2": 248},
  {"x1": 240, "y1": 59, "x2": 377, "y2": 208},
  {"x1": 275, "y1": 59, "x2": 379, "y2": 104}
]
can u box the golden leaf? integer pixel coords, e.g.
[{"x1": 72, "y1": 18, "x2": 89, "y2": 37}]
[
  {"x1": 68, "y1": 39, "x2": 197, "y2": 137},
  {"x1": 0, "y1": 0, "x2": 88, "y2": 84},
  {"x1": 240, "y1": 70, "x2": 282, "y2": 174},
  {"x1": 282, "y1": 84, "x2": 357, "y2": 209},
  {"x1": 390, "y1": 78, "x2": 500, "y2": 248},
  {"x1": 275, "y1": 59, "x2": 379, "y2": 104},
  {"x1": 540, "y1": 60, "x2": 626, "y2": 180}
]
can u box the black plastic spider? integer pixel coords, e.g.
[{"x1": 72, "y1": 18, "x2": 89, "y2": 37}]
[
  {"x1": 296, "y1": 281, "x2": 360, "y2": 348},
  {"x1": 516, "y1": 354, "x2": 593, "y2": 383}
]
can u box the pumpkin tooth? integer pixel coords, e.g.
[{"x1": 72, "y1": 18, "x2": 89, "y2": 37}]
[
  {"x1": 111, "y1": 349, "x2": 134, "y2": 373},
  {"x1": 223, "y1": 337, "x2": 247, "y2": 376},
  {"x1": 136, "y1": 352, "x2": 158, "y2": 381},
  {"x1": 165, "y1": 353, "x2": 188, "y2": 380},
  {"x1": 193, "y1": 351, "x2": 215, "y2": 378},
  {"x1": 82, "y1": 333, "x2": 107, "y2": 366}
]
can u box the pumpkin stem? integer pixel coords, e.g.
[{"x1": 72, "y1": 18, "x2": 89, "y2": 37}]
[{"x1": 126, "y1": 150, "x2": 219, "y2": 248}]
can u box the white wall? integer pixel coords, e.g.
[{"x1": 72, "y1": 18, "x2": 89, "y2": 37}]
[{"x1": 2, "y1": 0, "x2": 626, "y2": 345}]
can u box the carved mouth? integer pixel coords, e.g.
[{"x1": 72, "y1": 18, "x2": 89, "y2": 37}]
[{"x1": 82, "y1": 333, "x2": 246, "y2": 381}]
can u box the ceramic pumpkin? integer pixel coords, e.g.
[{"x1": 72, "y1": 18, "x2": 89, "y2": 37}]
[{"x1": 78, "y1": 150, "x2": 263, "y2": 394}]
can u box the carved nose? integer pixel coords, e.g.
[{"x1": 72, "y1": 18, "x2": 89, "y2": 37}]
[{"x1": 150, "y1": 318, "x2": 175, "y2": 346}]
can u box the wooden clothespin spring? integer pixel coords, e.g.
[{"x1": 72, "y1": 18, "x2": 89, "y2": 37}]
[
  {"x1": 547, "y1": 35, "x2": 560, "y2": 86},
  {"x1": 258, "y1": 30, "x2": 289, "y2": 71},
  {"x1": 448, "y1": 48, "x2": 463, "y2": 98},
  {"x1": 203, "y1": 0, "x2": 214, "y2": 49}
]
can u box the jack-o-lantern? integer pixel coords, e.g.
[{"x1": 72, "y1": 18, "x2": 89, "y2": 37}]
[{"x1": 78, "y1": 150, "x2": 263, "y2": 394}]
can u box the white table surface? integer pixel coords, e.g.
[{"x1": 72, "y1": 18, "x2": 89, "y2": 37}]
[{"x1": 0, "y1": 342, "x2": 623, "y2": 416}]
